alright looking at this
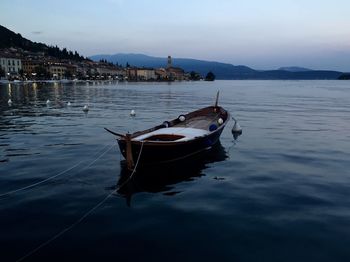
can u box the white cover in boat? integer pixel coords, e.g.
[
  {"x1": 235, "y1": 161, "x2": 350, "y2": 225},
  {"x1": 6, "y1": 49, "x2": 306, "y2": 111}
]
[{"x1": 133, "y1": 127, "x2": 209, "y2": 142}]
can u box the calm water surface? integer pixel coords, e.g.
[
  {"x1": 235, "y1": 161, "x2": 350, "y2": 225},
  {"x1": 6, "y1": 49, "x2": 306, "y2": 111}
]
[{"x1": 0, "y1": 80, "x2": 350, "y2": 261}]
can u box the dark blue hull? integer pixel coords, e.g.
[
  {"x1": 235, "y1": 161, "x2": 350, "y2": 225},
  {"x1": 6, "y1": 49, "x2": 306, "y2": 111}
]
[{"x1": 118, "y1": 126, "x2": 225, "y2": 165}]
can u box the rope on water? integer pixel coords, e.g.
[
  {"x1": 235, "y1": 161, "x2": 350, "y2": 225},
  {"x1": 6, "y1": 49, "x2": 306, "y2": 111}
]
[
  {"x1": 77, "y1": 143, "x2": 115, "y2": 172},
  {"x1": 227, "y1": 139, "x2": 237, "y2": 158},
  {"x1": 0, "y1": 143, "x2": 114, "y2": 198},
  {"x1": 15, "y1": 141, "x2": 145, "y2": 262},
  {"x1": 15, "y1": 191, "x2": 114, "y2": 262}
]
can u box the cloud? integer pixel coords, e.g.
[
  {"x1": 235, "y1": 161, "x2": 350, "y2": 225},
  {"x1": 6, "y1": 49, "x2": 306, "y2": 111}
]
[{"x1": 31, "y1": 31, "x2": 43, "y2": 35}]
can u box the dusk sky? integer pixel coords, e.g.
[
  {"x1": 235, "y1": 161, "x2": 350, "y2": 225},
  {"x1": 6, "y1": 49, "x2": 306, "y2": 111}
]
[{"x1": 1, "y1": 0, "x2": 350, "y2": 71}]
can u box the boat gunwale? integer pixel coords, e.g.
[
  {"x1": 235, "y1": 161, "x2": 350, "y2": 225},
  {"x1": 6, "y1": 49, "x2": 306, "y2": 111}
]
[{"x1": 118, "y1": 106, "x2": 230, "y2": 146}]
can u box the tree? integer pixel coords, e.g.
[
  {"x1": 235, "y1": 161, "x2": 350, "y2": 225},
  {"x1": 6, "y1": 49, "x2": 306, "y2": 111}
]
[
  {"x1": 74, "y1": 51, "x2": 80, "y2": 60},
  {"x1": 190, "y1": 71, "x2": 201, "y2": 81},
  {"x1": 205, "y1": 71, "x2": 215, "y2": 81},
  {"x1": 62, "y1": 47, "x2": 67, "y2": 54}
]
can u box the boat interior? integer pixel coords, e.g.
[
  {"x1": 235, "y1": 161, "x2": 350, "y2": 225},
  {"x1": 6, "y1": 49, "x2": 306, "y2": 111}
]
[{"x1": 132, "y1": 106, "x2": 228, "y2": 142}]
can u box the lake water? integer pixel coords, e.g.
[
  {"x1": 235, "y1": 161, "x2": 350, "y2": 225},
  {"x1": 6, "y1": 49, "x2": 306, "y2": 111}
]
[{"x1": 0, "y1": 80, "x2": 350, "y2": 261}]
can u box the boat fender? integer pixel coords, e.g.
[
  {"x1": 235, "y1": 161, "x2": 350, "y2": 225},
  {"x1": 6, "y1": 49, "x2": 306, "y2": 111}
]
[
  {"x1": 178, "y1": 115, "x2": 186, "y2": 122},
  {"x1": 209, "y1": 124, "x2": 218, "y2": 131},
  {"x1": 162, "y1": 121, "x2": 170, "y2": 128},
  {"x1": 218, "y1": 118, "x2": 224, "y2": 125}
]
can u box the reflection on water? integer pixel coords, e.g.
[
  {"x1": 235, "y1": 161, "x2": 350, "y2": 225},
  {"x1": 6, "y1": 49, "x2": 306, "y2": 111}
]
[{"x1": 117, "y1": 142, "x2": 228, "y2": 206}]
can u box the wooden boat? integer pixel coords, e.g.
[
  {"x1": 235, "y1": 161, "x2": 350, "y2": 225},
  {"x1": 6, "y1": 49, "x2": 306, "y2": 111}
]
[{"x1": 105, "y1": 92, "x2": 230, "y2": 171}]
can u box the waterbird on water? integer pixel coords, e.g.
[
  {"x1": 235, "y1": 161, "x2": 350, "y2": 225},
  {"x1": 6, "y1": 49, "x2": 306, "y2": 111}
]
[
  {"x1": 46, "y1": 99, "x2": 50, "y2": 105},
  {"x1": 83, "y1": 105, "x2": 89, "y2": 112},
  {"x1": 8, "y1": 99, "x2": 12, "y2": 105},
  {"x1": 130, "y1": 110, "x2": 136, "y2": 116},
  {"x1": 67, "y1": 102, "x2": 71, "y2": 106}
]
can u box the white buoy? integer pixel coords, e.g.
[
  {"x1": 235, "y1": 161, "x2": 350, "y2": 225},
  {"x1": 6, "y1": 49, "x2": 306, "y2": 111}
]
[
  {"x1": 46, "y1": 99, "x2": 50, "y2": 105},
  {"x1": 179, "y1": 115, "x2": 186, "y2": 122},
  {"x1": 130, "y1": 110, "x2": 136, "y2": 116},
  {"x1": 8, "y1": 99, "x2": 12, "y2": 105},
  {"x1": 218, "y1": 118, "x2": 224, "y2": 125},
  {"x1": 67, "y1": 102, "x2": 71, "y2": 106},
  {"x1": 83, "y1": 105, "x2": 89, "y2": 112},
  {"x1": 232, "y1": 117, "x2": 242, "y2": 136}
]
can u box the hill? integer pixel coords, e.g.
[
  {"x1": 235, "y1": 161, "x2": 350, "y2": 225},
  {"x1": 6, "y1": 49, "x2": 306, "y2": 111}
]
[
  {"x1": 338, "y1": 73, "x2": 350, "y2": 80},
  {"x1": 278, "y1": 66, "x2": 312, "y2": 72},
  {"x1": 0, "y1": 25, "x2": 86, "y2": 61},
  {"x1": 90, "y1": 53, "x2": 343, "y2": 80}
]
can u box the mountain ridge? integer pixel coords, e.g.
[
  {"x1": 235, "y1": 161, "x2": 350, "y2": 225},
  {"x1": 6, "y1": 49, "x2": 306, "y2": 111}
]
[
  {"x1": 278, "y1": 66, "x2": 312, "y2": 72},
  {"x1": 90, "y1": 53, "x2": 343, "y2": 80}
]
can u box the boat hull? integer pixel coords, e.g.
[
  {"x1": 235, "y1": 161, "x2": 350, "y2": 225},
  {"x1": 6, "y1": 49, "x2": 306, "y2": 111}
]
[{"x1": 117, "y1": 126, "x2": 224, "y2": 165}]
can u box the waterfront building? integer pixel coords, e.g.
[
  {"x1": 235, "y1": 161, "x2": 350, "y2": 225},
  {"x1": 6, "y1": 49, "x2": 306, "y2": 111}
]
[
  {"x1": 0, "y1": 54, "x2": 22, "y2": 75},
  {"x1": 64, "y1": 64, "x2": 78, "y2": 78},
  {"x1": 167, "y1": 66, "x2": 185, "y2": 80},
  {"x1": 96, "y1": 65, "x2": 124, "y2": 78},
  {"x1": 137, "y1": 68, "x2": 156, "y2": 80},
  {"x1": 22, "y1": 59, "x2": 41, "y2": 75},
  {"x1": 155, "y1": 68, "x2": 167, "y2": 80},
  {"x1": 126, "y1": 67, "x2": 138, "y2": 80},
  {"x1": 165, "y1": 55, "x2": 185, "y2": 80},
  {"x1": 48, "y1": 63, "x2": 67, "y2": 79}
]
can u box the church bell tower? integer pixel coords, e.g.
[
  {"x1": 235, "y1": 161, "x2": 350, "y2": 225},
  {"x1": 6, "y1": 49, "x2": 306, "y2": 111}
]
[{"x1": 167, "y1": 55, "x2": 172, "y2": 68}]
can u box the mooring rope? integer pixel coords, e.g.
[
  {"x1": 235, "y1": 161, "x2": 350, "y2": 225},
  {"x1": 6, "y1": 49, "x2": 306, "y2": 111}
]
[
  {"x1": 118, "y1": 141, "x2": 145, "y2": 188},
  {"x1": 76, "y1": 143, "x2": 115, "y2": 173},
  {"x1": 15, "y1": 141, "x2": 145, "y2": 262},
  {"x1": 0, "y1": 143, "x2": 114, "y2": 198},
  {"x1": 15, "y1": 191, "x2": 114, "y2": 262},
  {"x1": 226, "y1": 139, "x2": 237, "y2": 158}
]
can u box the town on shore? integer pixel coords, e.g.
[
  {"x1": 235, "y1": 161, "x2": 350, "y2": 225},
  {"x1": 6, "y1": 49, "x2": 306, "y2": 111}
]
[{"x1": 0, "y1": 48, "x2": 215, "y2": 83}]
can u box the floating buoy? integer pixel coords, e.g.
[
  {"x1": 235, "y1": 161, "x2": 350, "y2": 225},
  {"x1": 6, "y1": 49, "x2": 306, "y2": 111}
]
[
  {"x1": 130, "y1": 110, "x2": 136, "y2": 116},
  {"x1": 46, "y1": 99, "x2": 50, "y2": 105},
  {"x1": 232, "y1": 121, "x2": 242, "y2": 134},
  {"x1": 232, "y1": 117, "x2": 242, "y2": 139},
  {"x1": 218, "y1": 118, "x2": 224, "y2": 125},
  {"x1": 67, "y1": 102, "x2": 71, "y2": 106},
  {"x1": 178, "y1": 115, "x2": 186, "y2": 122},
  {"x1": 83, "y1": 105, "x2": 89, "y2": 112},
  {"x1": 8, "y1": 99, "x2": 12, "y2": 105}
]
